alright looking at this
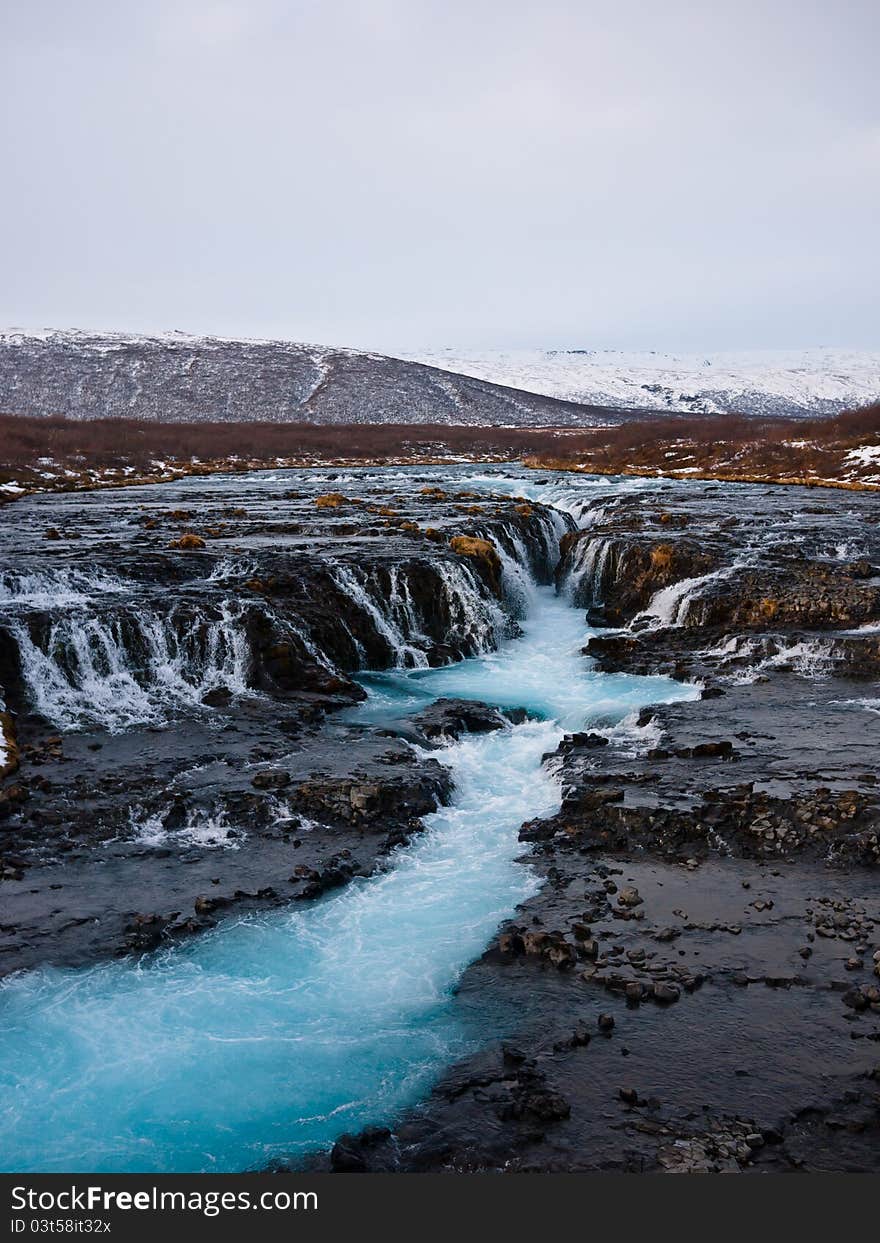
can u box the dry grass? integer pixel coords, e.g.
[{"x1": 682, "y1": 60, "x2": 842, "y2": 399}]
[
  {"x1": 525, "y1": 401, "x2": 880, "y2": 489},
  {"x1": 2, "y1": 402, "x2": 879, "y2": 496},
  {"x1": 0, "y1": 415, "x2": 602, "y2": 475}
]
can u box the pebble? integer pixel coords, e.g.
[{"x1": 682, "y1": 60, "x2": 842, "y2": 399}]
[{"x1": 653, "y1": 983, "x2": 681, "y2": 1003}]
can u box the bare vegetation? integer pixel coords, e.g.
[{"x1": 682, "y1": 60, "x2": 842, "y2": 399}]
[
  {"x1": 0, "y1": 415, "x2": 590, "y2": 476},
  {"x1": 1, "y1": 402, "x2": 878, "y2": 498},
  {"x1": 525, "y1": 402, "x2": 880, "y2": 489}
]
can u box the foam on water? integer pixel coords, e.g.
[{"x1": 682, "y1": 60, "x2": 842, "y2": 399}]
[
  {"x1": 0, "y1": 587, "x2": 696, "y2": 1173},
  {"x1": 636, "y1": 563, "x2": 743, "y2": 629},
  {"x1": 462, "y1": 468, "x2": 660, "y2": 521},
  {"x1": 0, "y1": 567, "x2": 129, "y2": 609},
  {"x1": 128, "y1": 804, "x2": 244, "y2": 850}
]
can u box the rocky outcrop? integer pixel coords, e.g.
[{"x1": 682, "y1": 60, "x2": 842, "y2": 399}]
[
  {"x1": 0, "y1": 487, "x2": 569, "y2": 725},
  {"x1": 558, "y1": 530, "x2": 720, "y2": 619},
  {"x1": 524, "y1": 774, "x2": 880, "y2": 866},
  {"x1": 310, "y1": 478, "x2": 880, "y2": 1177},
  {"x1": 676, "y1": 562, "x2": 880, "y2": 632},
  {"x1": 409, "y1": 698, "x2": 517, "y2": 741},
  {"x1": 0, "y1": 707, "x2": 18, "y2": 780},
  {"x1": 290, "y1": 762, "x2": 453, "y2": 830}
]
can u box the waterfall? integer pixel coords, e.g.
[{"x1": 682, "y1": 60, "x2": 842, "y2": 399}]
[
  {"x1": 326, "y1": 562, "x2": 429, "y2": 669},
  {"x1": 0, "y1": 586, "x2": 698, "y2": 1174},
  {"x1": 327, "y1": 555, "x2": 513, "y2": 670},
  {"x1": 8, "y1": 601, "x2": 252, "y2": 732},
  {"x1": 3, "y1": 528, "x2": 546, "y2": 729},
  {"x1": 470, "y1": 507, "x2": 571, "y2": 618},
  {"x1": 431, "y1": 559, "x2": 508, "y2": 652},
  {"x1": 490, "y1": 530, "x2": 539, "y2": 615},
  {"x1": 0, "y1": 567, "x2": 129, "y2": 609},
  {"x1": 636, "y1": 564, "x2": 740, "y2": 629},
  {"x1": 560, "y1": 535, "x2": 615, "y2": 604}
]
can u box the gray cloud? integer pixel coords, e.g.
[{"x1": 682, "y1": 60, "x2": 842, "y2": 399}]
[{"x1": 2, "y1": 0, "x2": 877, "y2": 350}]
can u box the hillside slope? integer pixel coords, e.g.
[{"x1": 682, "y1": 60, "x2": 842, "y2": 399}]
[{"x1": 0, "y1": 331, "x2": 628, "y2": 428}]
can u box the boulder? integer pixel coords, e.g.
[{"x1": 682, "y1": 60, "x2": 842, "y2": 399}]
[{"x1": 410, "y1": 697, "x2": 510, "y2": 741}]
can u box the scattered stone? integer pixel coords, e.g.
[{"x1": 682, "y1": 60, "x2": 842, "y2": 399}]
[{"x1": 653, "y1": 983, "x2": 681, "y2": 1004}]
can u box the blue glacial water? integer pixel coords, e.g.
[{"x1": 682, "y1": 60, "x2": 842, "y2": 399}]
[{"x1": 0, "y1": 586, "x2": 696, "y2": 1173}]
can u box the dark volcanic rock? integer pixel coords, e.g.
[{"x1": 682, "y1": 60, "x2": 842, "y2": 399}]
[
  {"x1": 4, "y1": 468, "x2": 880, "y2": 1175},
  {"x1": 291, "y1": 762, "x2": 452, "y2": 827},
  {"x1": 0, "y1": 470, "x2": 575, "y2": 978},
  {"x1": 306, "y1": 478, "x2": 880, "y2": 1176},
  {"x1": 409, "y1": 697, "x2": 512, "y2": 741}
]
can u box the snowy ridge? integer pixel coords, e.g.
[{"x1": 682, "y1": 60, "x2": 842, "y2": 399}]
[
  {"x1": 400, "y1": 347, "x2": 880, "y2": 419},
  {"x1": 3, "y1": 329, "x2": 876, "y2": 425}
]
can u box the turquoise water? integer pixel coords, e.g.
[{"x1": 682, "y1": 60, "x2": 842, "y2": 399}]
[{"x1": 0, "y1": 588, "x2": 696, "y2": 1173}]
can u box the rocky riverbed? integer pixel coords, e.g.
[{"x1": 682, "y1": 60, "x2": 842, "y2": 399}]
[
  {"x1": 316, "y1": 476, "x2": 880, "y2": 1174},
  {"x1": 0, "y1": 467, "x2": 569, "y2": 975},
  {"x1": 1, "y1": 465, "x2": 878, "y2": 1173}
]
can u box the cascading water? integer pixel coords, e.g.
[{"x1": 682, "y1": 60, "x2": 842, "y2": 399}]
[
  {"x1": 8, "y1": 601, "x2": 252, "y2": 732},
  {"x1": 559, "y1": 535, "x2": 615, "y2": 604},
  {"x1": 0, "y1": 578, "x2": 697, "y2": 1173},
  {"x1": 0, "y1": 567, "x2": 129, "y2": 609},
  {"x1": 327, "y1": 561, "x2": 426, "y2": 668},
  {"x1": 326, "y1": 557, "x2": 507, "y2": 668},
  {"x1": 635, "y1": 562, "x2": 743, "y2": 629}
]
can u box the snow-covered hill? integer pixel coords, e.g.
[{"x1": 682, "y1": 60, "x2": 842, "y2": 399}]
[
  {"x1": 0, "y1": 329, "x2": 626, "y2": 427},
  {"x1": 2, "y1": 331, "x2": 876, "y2": 426},
  {"x1": 400, "y1": 348, "x2": 880, "y2": 419}
]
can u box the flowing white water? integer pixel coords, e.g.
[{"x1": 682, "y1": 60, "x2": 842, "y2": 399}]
[
  {"x1": 0, "y1": 567, "x2": 130, "y2": 609},
  {"x1": 0, "y1": 585, "x2": 695, "y2": 1173},
  {"x1": 327, "y1": 561, "x2": 428, "y2": 668},
  {"x1": 559, "y1": 535, "x2": 615, "y2": 603},
  {"x1": 8, "y1": 602, "x2": 253, "y2": 732},
  {"x1": 128, "y1": 804, "x2": 245, "y2": 850},
  {"x1": 636, "y1": 563, "x2": 743, "y2": 629}
]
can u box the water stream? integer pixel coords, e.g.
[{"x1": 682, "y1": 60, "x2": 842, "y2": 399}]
[
  {"x1": 0, "y1": 576, "x2": 696, "y2": 1168},
  {"x1": 0, "y1": 543, "x2": 696, "y2": 1174}
]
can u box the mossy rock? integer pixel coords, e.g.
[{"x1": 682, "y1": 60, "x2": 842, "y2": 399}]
[
  {"x1": 168, "y1": 532, "x2": 206, "y2": 550},
  {"x1": 449, "y1": 535, "x2": 502, "y2": 591}
]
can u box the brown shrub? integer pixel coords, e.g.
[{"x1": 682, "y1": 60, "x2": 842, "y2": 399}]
[
  {"x1": 168, "y1": 533, "x2": 206, "y2": 550},
  {"x1": 449, "y1": 536, "x2": 502, "y2": 584}
]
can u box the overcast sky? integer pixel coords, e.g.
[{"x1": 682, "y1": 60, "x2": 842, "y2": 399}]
[{"x1": 2, "y1": 0, "x2": 878, "y2": 352}]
